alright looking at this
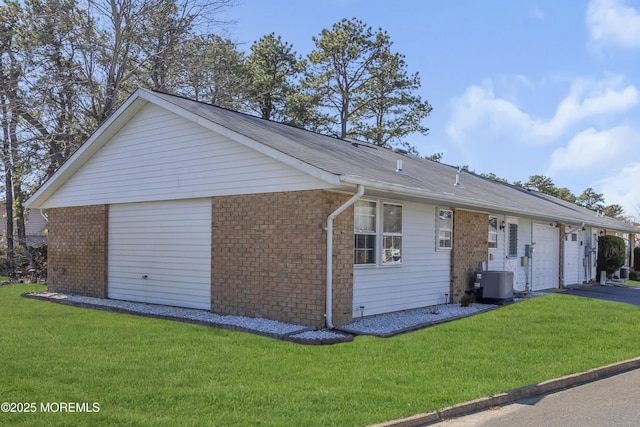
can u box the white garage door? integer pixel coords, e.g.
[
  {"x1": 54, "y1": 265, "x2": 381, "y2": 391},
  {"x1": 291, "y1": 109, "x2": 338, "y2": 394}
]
[
  {"x1": 108, "y1": 199, "x2": 212, "y2": 310},
  {"x1": 532, "y1": 224, "x2": 559, "y2": 290}
]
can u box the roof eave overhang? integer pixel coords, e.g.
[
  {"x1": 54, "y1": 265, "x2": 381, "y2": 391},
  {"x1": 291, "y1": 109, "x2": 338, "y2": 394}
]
[{"x1": 342, "y1": 176, "x2": 640, "y2": 233}]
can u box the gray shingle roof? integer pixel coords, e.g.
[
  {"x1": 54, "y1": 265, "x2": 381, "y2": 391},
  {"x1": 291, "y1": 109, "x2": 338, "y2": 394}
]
[{"x1": 151, "y1": 90, "x2": 638, "y2": 233}]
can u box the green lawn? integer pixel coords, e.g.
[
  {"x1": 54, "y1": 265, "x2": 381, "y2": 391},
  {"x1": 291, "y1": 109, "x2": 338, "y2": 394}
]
[
  {"x1": 2, "y1": 284, "x2": 640, "y2": 426},
  {"x1": 624, "y1": 280, "x2": 640, "y2": 286}
]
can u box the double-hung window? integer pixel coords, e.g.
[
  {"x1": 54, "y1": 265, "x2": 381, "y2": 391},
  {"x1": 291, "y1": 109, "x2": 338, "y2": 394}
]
[
  {"x1": 438, "y1": 209, "x2": 453, "y2": 249},
  {"x1": 354, "y1": 201, "x2": 377, "y2": 265},
  {"x1": 354, "y1": 200, "x2": 402, "y2": 265},
  {"x1": 382, "y1": 204, "x2": 402, "y2": 263}
]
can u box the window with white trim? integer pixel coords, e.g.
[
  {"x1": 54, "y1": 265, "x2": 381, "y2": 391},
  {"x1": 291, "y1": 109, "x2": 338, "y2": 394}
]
[
  {"x1": 508, "y1": 223, "x2": 518, "y2": 257},
  {"x1": 382, "y1": 204, "x2": 402, "y2": 263},
  {"x1": 488, "y1": 216, "x2": 498, "y2": 249},
  {"x1": 354, "y1": 200, "x2": 403, "y2": 265},
  {"x1": 438, "y1": 209, "x2": 453, "y2": 249},
  {"x1": 354, "y1": 201, "x2": 377, "y2": 265}
]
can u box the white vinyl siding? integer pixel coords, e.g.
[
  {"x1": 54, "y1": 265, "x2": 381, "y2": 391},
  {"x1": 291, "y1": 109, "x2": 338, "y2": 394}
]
[
  {"x1": 353, "y1": 201, "x2": 450, "y2": 318},
  {"x1": 108, "y1": 199, "x2": 212, "y2": 310},
  {"x1": 40, "y1": 104, "x2": 328, "y2": 208}
]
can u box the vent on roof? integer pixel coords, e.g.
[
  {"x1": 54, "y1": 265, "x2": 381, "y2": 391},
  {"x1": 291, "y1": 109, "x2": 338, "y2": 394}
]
[
  {"x1": 454, "y1": 166, "x2": 463, "y2": 188},
  {"x1": 392, "y1": 147, "x2": 408, "y2": 155},
  {"x1": 396, "y1": 159, "x2": 404, "y2": 175}
]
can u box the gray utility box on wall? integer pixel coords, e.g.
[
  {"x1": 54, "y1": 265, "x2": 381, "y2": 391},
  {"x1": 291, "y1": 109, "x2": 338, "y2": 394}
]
[{"x1": 478, "y1": 271, "x2": 514, "y2": 303}]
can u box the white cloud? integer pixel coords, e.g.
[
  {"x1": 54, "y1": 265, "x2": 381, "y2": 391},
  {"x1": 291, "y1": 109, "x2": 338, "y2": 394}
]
[
  {"x1": 546, "y1": 125, "x2": 639, "y2": 175},
  {"x1": 587, "y1": 0, "x2": 640, "y2": 50},
  {"x1": 446, "y1": 76, "x2": 639, "y2": 144},
  {"x1": 445, "y1": 80, "x2": 532, "y2": 142},
  {"x1": 597, "y1": 162, "x2": 640, "y2": 219}
]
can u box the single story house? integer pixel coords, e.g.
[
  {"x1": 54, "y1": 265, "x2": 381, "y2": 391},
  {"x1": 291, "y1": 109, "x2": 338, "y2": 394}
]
[{"x1": 25, "y1": 89, "x2": 639, "y2": 329}]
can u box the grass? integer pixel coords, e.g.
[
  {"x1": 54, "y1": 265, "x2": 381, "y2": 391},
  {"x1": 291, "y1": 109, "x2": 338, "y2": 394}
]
[
  {"x1": 2, "y1": 284, "x2": 640, "y2": 426},
  {"x1": 624, "y1": 279, "x2": 640, "y2": 286}
]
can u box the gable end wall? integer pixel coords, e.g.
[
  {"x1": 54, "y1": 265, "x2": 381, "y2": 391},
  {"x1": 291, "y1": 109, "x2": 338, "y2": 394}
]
[{"x1": 47, "y1": 205, "x2": 108, "y2": 298}]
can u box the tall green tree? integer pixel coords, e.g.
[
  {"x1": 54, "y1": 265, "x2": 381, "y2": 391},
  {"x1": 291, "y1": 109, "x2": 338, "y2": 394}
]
[
  {"x1": 577, "y1": 187, "x2": 606, "y2": 211},
  {"x1": 520, "y1": 175, "x2": 558, "y2": 195},
  {"x1": 175, "y1": 34, "x2": 247, "y2": 109},
  {"x1": 350, "y1": 48, "x2": 431, "y2": 148},
  {"x1": 0, "y1": 0, "x2": 22, "y2": 269},
  {"x1": 245, "y1": 33, "x2": 304, "y2": 121},
  {"x1": 555, "y1": 187, "x2": 577, "y2": 203},
  {"x1": 297, "y1": 17, "x2": 430, "y2": 147},
  {"x1": 603, "y1": 204, "x2": 624, "y2": 218}
]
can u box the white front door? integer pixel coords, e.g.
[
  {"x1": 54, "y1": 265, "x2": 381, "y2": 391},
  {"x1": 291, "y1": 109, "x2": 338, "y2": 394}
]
[
  {"x1": 504, "y1": 218, "x2": 521, "y2": 291},
  {"x1": 564, "y1": 230, "x2": 581, "y2": 286},
  {"x1": 531, "y1": 223, "x2": 559, "y2": 290}
]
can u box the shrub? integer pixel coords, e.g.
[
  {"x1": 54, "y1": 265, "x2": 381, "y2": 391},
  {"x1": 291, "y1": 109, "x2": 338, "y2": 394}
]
[
  {"x1": 460, "y1": 293, "x2": 476, "y2": 307},
  {"x1": 630, "y1": 269, "x2": 640, "y2": 281},
  {"x1": 634, "y1": 247, "x2": 640, "y2": 271},
  {"x1": 597, "y1": 235, "x2": 626, "y2": 279}
]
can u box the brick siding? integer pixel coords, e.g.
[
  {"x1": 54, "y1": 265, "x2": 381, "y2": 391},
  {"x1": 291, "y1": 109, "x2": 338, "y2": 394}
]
[
  {"x1": 211, "y1": 190, "x2": 353, "y2": 328},
  {"x1": 47, "y1": 205, "x2": 108, "y2": 298},
  {"x1": 450, "y1": 209, "x2": 489, "y2": 302}
]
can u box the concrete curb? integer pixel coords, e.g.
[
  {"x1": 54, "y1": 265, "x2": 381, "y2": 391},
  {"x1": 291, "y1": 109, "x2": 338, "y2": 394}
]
[{"x1": 368, "y1": 356, "x2": 640, "y2": 427}]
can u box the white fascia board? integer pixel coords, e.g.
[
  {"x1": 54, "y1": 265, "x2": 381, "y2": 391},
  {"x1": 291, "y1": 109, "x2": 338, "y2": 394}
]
[
  {"x1": 342, "y1": 176, "x2": 640, "y2": 233},
  {"x1": 139, "y1": 90, "x2": 343, "y2": 187},
  {"x1": 25, "y1": 90, "x2": 149, "y2": 208}
]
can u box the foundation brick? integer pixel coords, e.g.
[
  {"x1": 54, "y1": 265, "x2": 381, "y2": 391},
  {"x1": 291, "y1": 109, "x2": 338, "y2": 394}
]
[
  {"x1": 47, "y1": 205, "x2": 108, "y2": 298},
  {"x1": 451, "y1": 210, "x2": 488, "y2": 302},
  {"x1": 211, "y1": 190, "x2": 353, "y2": 328}
]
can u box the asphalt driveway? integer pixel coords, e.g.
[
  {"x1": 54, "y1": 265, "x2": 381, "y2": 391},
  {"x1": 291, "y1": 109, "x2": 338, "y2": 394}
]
[{"x1": 563, "y1": 284, "x2": 640, "y2": 306}]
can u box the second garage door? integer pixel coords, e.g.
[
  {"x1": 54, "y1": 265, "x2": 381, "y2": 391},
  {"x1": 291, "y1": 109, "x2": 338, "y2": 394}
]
[{"x1": 108, "y1": 199, "x2": 212, "y2": 310}]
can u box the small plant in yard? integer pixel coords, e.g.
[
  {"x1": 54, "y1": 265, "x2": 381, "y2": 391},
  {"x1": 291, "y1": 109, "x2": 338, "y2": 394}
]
[
  {"x1": 597, "y1": 235, "x2": 626, "y2": 279},
  {"x1": 460, "y1": 292, "x2": 476, "y2": 307},
  {"x1": 429, "y1": 304, "x2": 440, "y2": 314}
]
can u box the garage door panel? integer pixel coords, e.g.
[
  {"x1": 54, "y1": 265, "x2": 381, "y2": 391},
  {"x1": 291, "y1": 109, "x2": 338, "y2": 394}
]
[{"x1": 109, "y1": 199, "x2": 212, "y2": 310}]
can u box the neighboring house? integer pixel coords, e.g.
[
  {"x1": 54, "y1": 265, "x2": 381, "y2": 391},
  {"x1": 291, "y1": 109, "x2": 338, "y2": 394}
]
[
  {"x1": 0, "y1": 205, "x2": 48, "y2": 247},
  {"x1": 25, "y1": 89, "x2": 639, "y2": 329}
]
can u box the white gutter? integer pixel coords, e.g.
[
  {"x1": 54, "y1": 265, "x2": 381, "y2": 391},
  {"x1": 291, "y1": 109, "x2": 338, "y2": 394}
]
[{"x1": 326, "y1": 184, "x2": 364, "y2": 329}]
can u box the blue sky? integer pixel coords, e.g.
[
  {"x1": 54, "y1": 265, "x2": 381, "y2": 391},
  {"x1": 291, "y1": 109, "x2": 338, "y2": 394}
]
[{"x1": 223, "y1": 0, "x2": 640, "y2": 219}]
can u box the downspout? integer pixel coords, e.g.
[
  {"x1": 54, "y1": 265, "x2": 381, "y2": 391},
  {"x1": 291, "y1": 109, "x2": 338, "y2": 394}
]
[{"x1": 326, "y1": 184, "x2": 364, "y2": 329}]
